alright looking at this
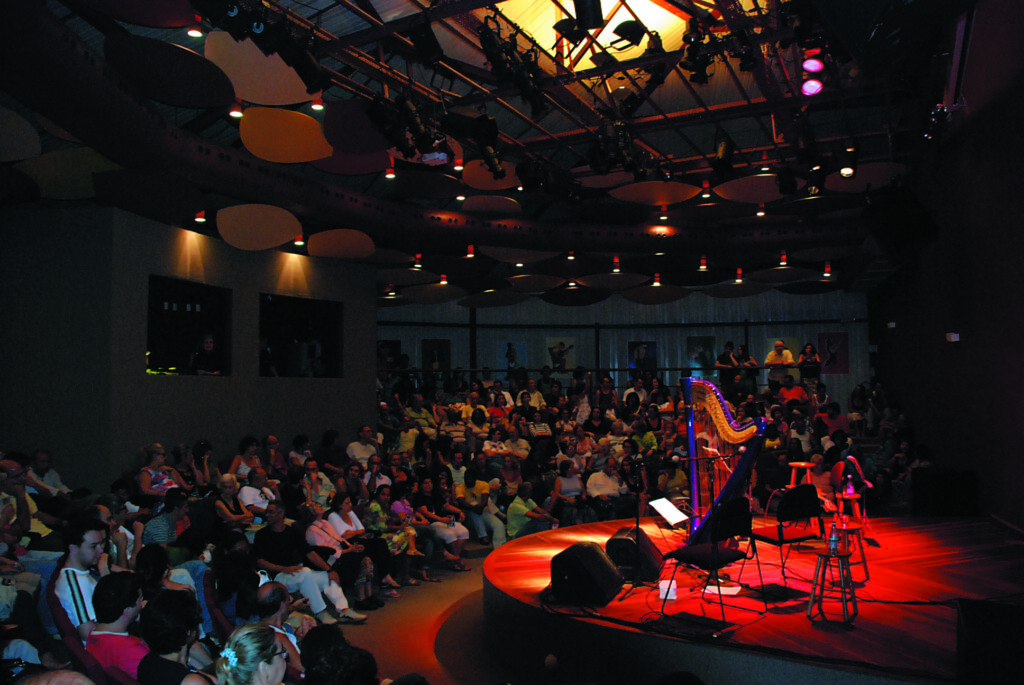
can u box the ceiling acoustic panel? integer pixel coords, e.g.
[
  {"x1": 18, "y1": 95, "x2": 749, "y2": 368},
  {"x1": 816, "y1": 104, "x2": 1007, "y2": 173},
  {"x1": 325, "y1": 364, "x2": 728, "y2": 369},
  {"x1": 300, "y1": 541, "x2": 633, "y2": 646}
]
[
  {"x1": 506, "y1": 274, "x2": 567, "y2": 293},
  {"x1": 462, "y1": 160, "x2": 519, "y2": 190},
  {"x1": 0, "y1": 106, "x2": 41, "y2": 162},
  {"x1": 217, "y1": 204, "x2": 301, "y2": 251},
  {"x1": 608, "y1": 180, "x2": 701, "y2": 205},
  {"x1": 322, "y1": 101, "x2": 390, "y2": 155},
  {"x1": 621, "y1": 284, "x2": 692, "y2": 304},
  {"x1": 826, "y1": 162, "x2": 909, "y2": 194},
  {"x1": 205, "y1": 32, "x2": 317, "y2": 106},
  {"x1": 576, "y1": 272, "x2": 650, "y2": 291},
  {"x1": 462, "y1": 195, "x2": 521, "y2": 215},
  {"x1": 714, "y1": 173, "x2": 805, "y2": 203},
  {"x1": 93, "y1": 169, "x2": 204, "y2": 225},
  {"x1": 311, "y1": 150, "x2": 391, "y2": 176},
  {"x1": 307, "y1": 229, "x2": 375, "y2": 259},
  {"x1": 13, "y1": 148, "x2": 120, "y2": 200},
  {"x1": 458, "y1": 289, "x2": 529, "y2": 308},
  {"x1": 539, "y1": 285, "x2": 610, "y2": 307},
  {"x1": 74, "y1": 0, "x2": 196, "y2": 27},
  {"x1": 402, "y1": 283, "x2": 467, "y2": 304},
  {"x1": 240, "y1": 108, "x2": 333, "y2": 163},
  {"x1": 104, "y1": 33, "x2": 234, "y2": 109}
]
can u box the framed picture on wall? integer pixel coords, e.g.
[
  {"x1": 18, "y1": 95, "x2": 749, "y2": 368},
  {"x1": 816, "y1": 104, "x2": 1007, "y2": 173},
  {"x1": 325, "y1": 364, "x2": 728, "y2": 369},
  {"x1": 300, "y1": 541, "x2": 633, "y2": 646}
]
[
  {"x1": 545, "y1": 338, "x2": 576, "y2": 373},
  {"x1": 818, "y1": 332, "x2": 849, "y2": 374}
]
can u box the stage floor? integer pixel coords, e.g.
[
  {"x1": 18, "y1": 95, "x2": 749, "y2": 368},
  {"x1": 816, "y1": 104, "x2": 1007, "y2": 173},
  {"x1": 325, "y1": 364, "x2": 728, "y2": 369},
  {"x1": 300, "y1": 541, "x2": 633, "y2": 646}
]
[{"x1": 482, "y1": 515, "x2": 1024, "y2": 684}]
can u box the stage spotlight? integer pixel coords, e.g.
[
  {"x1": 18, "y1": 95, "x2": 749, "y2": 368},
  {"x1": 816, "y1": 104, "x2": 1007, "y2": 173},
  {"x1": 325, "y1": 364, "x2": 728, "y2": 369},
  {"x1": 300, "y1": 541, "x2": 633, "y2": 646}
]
[
  {"x1": 553, "y1": 18, "x2": 588, "y2": 47},
  {"x1": 803, "y1": 47, "x2": 825, "y2": 72},
  {"x1": 610, "y1": 20, "x2": 645, "y2": 49},
  {"x1": 838, "y1": 144, "x2": 858, "y2": 178},
  {"x1": 801, "y1": 77, "x2": 823, "y2": 96},
  {"x1": 574, "y1": 0, "x2": 604, "y2": 31},
  {"x1": 806, "y1": 164, "x2": 826, "y2": 195}
]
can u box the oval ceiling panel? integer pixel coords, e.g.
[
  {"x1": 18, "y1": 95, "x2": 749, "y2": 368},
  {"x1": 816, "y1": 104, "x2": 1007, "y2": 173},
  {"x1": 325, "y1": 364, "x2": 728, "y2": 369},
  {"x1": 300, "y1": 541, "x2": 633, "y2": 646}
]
[
  {"x1": 462, "y1": 160, "x2": 519, "y2": 190},
  {"x1": 74, "y1": 0, "x2": 195, "y2": 27},
  {"x1": 402, "y1": 283, "x2": 467, "y2": 304},
  {"x1": 703, "y1": 281, "x2": 771, "y2": 298},
  {"x1": 13, "y1": 148, "x2": 120, "y2": 200},
  {"x1": 462, "y1": 195, "x2": 521, "y2": 215},
  {"x1": 506, "y1": 274, "x2": 566, "y2": 293},
  {"x1": 93, "y1": 169, "x2": 204, "y2": 225},
  {"x1": 539, "y1": 286, "x2": 610, "y2": 307},
  {"x1": 322, "y1": 100, "x2": 390, "y2": 154},
  {"x1": 608, "y1": 180, "x2": 701, "y2": 205},
  {"x1": 105, "y1": 33, "x2": 234, "y2": 109},
  {"x1": 827, "y1": 162, "x2": 908, "y2": 194},
  {"x1": 307, "y1": 229, "x2": 375, "y2": 259},
  {"x1": 205, "y1": 32, "x2": 317, "y2": 106},
  {"x1": 377, "y1": 267, "x2": 438, "y2": 286},
  {"x1": 745, "y1": 266, "x2": 818, "y2": 284},
  {"x1": 390, "y1": 170, "x2": 464, "y2": 200},
  {"x1": 576, "y1": 272, "x2": 650, "y2": 291},
  {"x1": 311, "y1": 150, "x2": 391, "y2": 175},
  {"x1": 621, "y1": 284, "x2": 692, "y2": 305},
  {"x1": 574, "y1": 169, "x2": 634, "y2": 189},
  {"x1": 714, "y1": 173, "x2": 805, "y2": 203},
  {"x1": 0, "y1": 106, "x2": 41, "y2": 162},
  {"x1": 240, "y1": 108, "x2": 333, "y2": 163},
  {"x1": 458, "y1": 289, "x2": 529, "y2": 308},
  {"x1": 478, "y1": 246, "x2": 559, "y2": 264},
  {"x1": 217, "y1": 204, "x2": 301, "y2": 250}
]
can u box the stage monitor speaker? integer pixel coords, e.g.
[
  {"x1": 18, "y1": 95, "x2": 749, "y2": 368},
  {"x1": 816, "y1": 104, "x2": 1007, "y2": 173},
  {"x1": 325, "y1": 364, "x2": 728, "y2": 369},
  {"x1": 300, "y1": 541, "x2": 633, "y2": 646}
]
[
  {"x1": 550, "y1": 542, "x2": 623, "y2": 606},
  {"x1": 605, "y1": 526, "x2": 663, "y2": 582},
  {"x1": 957, "y1": 598, "x2": 1024, "y2": 682}
]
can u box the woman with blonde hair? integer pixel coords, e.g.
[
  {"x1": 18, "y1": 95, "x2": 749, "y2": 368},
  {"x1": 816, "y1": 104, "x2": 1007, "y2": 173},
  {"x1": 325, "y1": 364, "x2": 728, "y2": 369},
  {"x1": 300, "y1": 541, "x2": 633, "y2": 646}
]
[{"x1": 216, "y1": 623, "x2": 288, "y2": 685}]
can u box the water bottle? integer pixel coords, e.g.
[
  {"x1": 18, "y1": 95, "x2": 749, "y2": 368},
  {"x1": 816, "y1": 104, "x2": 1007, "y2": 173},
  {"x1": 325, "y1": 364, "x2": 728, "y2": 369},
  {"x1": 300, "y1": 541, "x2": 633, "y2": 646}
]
[
  {"x1": 844, "y1": 475, "x2": 854, "y2": 497},
  {"x1": 827, "y1": 521, "x2": 839, "y2": 556}
]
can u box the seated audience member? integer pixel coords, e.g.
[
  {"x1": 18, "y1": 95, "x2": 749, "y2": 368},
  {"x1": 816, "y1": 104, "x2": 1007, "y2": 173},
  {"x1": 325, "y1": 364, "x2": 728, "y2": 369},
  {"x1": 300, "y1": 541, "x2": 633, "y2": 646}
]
[
  {"x1": 506, "y1": 482, "x2": 557, "y2": 539},
  {"x1": 26, "y1": 448, "x2": 73, "y2": 500},
  {"x1": 214, "y1": 475, "x2": 255, "y2": 544},
  {"x1": 362, "y1": 484, "x2": 426, "y2": 585},
  {"x1": 54, "y1": 519, "x2": 110, "y2": 640},
  {"x1": 85, "y1": 571, "x2": 148, "y2": 678},
  {"x1": 141, "y1": 488, "x2": 191, "y2": 547},
  {"x1": 138, "y1": 589, "x2": 215, "y2": 685},
  {"x1": 551, "y1": 460, "x2": 588, "y2": 526},
  {"x1": 411, "y1": 477, "x2": 470, "y2": 571},
  {"x1": 300, "y1": 623, "x2": 429, "y2": 685},
  {"x1": 301, "y1": 500, "x2": 378, "y2": 611},
  {"x1": 0, "y1": 555, "x2": 66, "y2": 669},
  {"x1": 138, "y1": 443, "x2": 187, "y2": 502},
  {"x1": 327, "y1": 492, "x2": 400, "y2": 596},
  {"x1": 173, "y1": 443, "x2": 212, "y2": 496},
  {"x1": 215, "y1": 623, "x2": 288, "y2": 685},
  {"x1": 776, "y1": 374, "x2": 808, "y2": 407},
  {"x1": 302, "y1": 460, "x2": 336, "y2": 509},
  {"x1": 255, "y1": 582, "x2": 305, "y2": 672},
  {"x1": 455, "y1": 468, "x2": 506, "y2": 548},
  {"x1": 2, "y1": 454, "x2": 63, "y2": 551},
  {"x1": 260, "y1": 435, "x2": 289, "y2": 482},
  {"x1": 346, "y1": 426, "x2": 379, "y2": 469},
  {"x1": 238, "y1": 469, "x2": 278, "y2": 521},
  {"x1": 228, "y1": 437, "x2": 263, "y2": 480},
  {"x1": 253, "y1": 501, "x2": 365, "y2": 625},
  {"x1": 586, "y1": 456, "x2": 634, "y2": 521}
]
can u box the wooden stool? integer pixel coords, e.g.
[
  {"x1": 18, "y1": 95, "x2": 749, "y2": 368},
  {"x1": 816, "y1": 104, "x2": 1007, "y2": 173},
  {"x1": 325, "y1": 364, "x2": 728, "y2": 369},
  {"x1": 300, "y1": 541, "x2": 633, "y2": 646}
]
[
  {"x1": 807, "y1": 549, "x2": 858, "y2": 623},
  {"x1": 788, "y1": 462, "x2": 815, "y2": 487},
  {"x1": 835, "y1": 491, "x2": 862, "y2": 522},
  {"x1": 836, "y1": 520, "x2": 869, "y2": 581}
]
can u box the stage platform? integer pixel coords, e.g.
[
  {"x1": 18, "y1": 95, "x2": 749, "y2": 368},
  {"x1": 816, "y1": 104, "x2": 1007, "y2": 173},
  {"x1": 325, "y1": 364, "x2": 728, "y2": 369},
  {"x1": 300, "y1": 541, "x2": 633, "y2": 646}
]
[{"x1": 482, "y1": 515, "x2": 1024, "y2": 684}]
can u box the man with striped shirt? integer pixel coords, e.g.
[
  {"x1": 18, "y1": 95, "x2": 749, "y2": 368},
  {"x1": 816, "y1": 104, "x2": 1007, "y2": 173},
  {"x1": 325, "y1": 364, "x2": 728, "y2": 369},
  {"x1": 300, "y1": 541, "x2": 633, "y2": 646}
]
[{"x1": 54, "y1": 519, "x2": 108, "y2": 641}]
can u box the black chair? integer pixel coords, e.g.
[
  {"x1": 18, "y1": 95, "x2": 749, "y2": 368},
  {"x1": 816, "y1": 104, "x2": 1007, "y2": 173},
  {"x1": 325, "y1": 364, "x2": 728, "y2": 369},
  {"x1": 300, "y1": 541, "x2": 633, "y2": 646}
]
[
  {"x1": 661, "y1": 497, "x2": 766, "y2": 625},
  {"x1": 748, "y1": 483, "x2": 824, "y2": 593}
]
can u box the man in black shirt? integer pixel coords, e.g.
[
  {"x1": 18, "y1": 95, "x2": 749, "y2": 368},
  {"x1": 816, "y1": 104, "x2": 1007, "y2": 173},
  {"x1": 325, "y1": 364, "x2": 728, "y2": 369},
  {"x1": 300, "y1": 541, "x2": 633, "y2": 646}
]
[{"x1": 252, "y1": 501, "x2": 365, "y2": 624}]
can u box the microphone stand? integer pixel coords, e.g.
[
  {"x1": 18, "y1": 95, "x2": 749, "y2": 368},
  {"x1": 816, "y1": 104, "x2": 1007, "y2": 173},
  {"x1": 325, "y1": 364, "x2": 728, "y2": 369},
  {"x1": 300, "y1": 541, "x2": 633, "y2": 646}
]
[{"x1": 618, "y1": 453, "x2": 652, "y2": 600}]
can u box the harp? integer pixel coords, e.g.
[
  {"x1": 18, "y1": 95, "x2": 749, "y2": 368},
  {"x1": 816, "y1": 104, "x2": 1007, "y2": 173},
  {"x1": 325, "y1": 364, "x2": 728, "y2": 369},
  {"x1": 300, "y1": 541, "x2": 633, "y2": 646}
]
[{"x1": 684, "y1": 378, "x2": 766, "y2": 544}]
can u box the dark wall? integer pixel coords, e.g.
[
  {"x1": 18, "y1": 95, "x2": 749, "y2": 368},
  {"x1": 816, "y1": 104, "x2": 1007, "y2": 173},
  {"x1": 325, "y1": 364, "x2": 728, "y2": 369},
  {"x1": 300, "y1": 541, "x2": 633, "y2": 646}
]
[
  {"x1": 0, "y1": 206, "x2": 378, "y2": 491},
  {"x1": 869, "y1": 41, "x2": 1024, "y2": 527}
]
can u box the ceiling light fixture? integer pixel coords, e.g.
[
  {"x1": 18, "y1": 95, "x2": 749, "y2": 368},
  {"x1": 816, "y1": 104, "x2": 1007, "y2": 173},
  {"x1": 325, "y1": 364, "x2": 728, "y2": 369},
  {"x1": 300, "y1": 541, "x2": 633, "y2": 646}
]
[
  {"x1": 823, "y1": 261, "x2": 832, "y2": 278},
  {"x1": 515, "y1": 262, "x2": 524, "y2": 268},
  {"x1": 780, "y1": 250, "x2": 787, "y2": 266},
  {"x1": 756, "y1": 204, "x2": 766, "y2": 217},
  {"x1": 612, "y1": 256, "x2": 620, "y2": 273},
  {"x1": 453, "y1": 158, "x2": 464, "y2": 172},
  {"x1": 659, "y1": 205, "x2": 668, "y2": 220},
  {"x1": 311, "y1": 96, "x2": 324, "y2": 111},
  {"x1": 413, "y1": 254, "x2": 422, "y2": 270},
  {"x1": 193, "y1": 210, "x2": 206, "y2": 223},
  {"x1": 385, "y1": 167, "x2": 395, "y2": 179},
  {"x1": 838, "y1": 144, "x2": 858, "y2": 178},
  {"x1": 701, "y1": 180, "x2": 711, "y2": 199},
  {"x1": 735, "y1": 268, "x2": 743, "y2": 284},
  {"x1": 466, "y1": 244, "x2": 474, "y2": 258},
  {"x1": 699, "y1": 255, "x2": 708, "y2": 272},
  {"x1": 456, "y1": 194, "x2": 466, "y2": 201},
  {"x1": 293, "y1": 234, "x2": 305, "y2": 247},
  {"x1": 653, "y1": 273, "x2": 662, "y2": 286},
  {"x1": 229, "y1": 99, "x2": 243, "y2": 118},
  {"x1": 439, "y1": 274, "x2": 447, "y2": 285},
  {"x1": 567, "y1": 251, "x2": 575, "y2": 260},
  {"x1": 187, "y1": 18, "x2": 204, "y2": 38}
]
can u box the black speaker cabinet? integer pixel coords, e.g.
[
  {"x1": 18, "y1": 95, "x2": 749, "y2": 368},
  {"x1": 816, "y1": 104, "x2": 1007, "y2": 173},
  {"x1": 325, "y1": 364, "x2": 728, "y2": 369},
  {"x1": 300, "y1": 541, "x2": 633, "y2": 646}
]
[
  {"x1": 550, "y1": 542, "x2": 623, "y2": 606},
  {"x1": 605, "y1": 526, "x2": 663, "y2": 582}
]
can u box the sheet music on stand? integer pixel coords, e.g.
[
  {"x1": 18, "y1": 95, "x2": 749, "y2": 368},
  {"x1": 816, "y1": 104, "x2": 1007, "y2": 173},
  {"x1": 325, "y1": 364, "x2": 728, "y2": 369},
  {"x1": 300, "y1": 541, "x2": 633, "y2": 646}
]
[{"x1": 650, "y1": 497, "x2": 689, "y2": 528}]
